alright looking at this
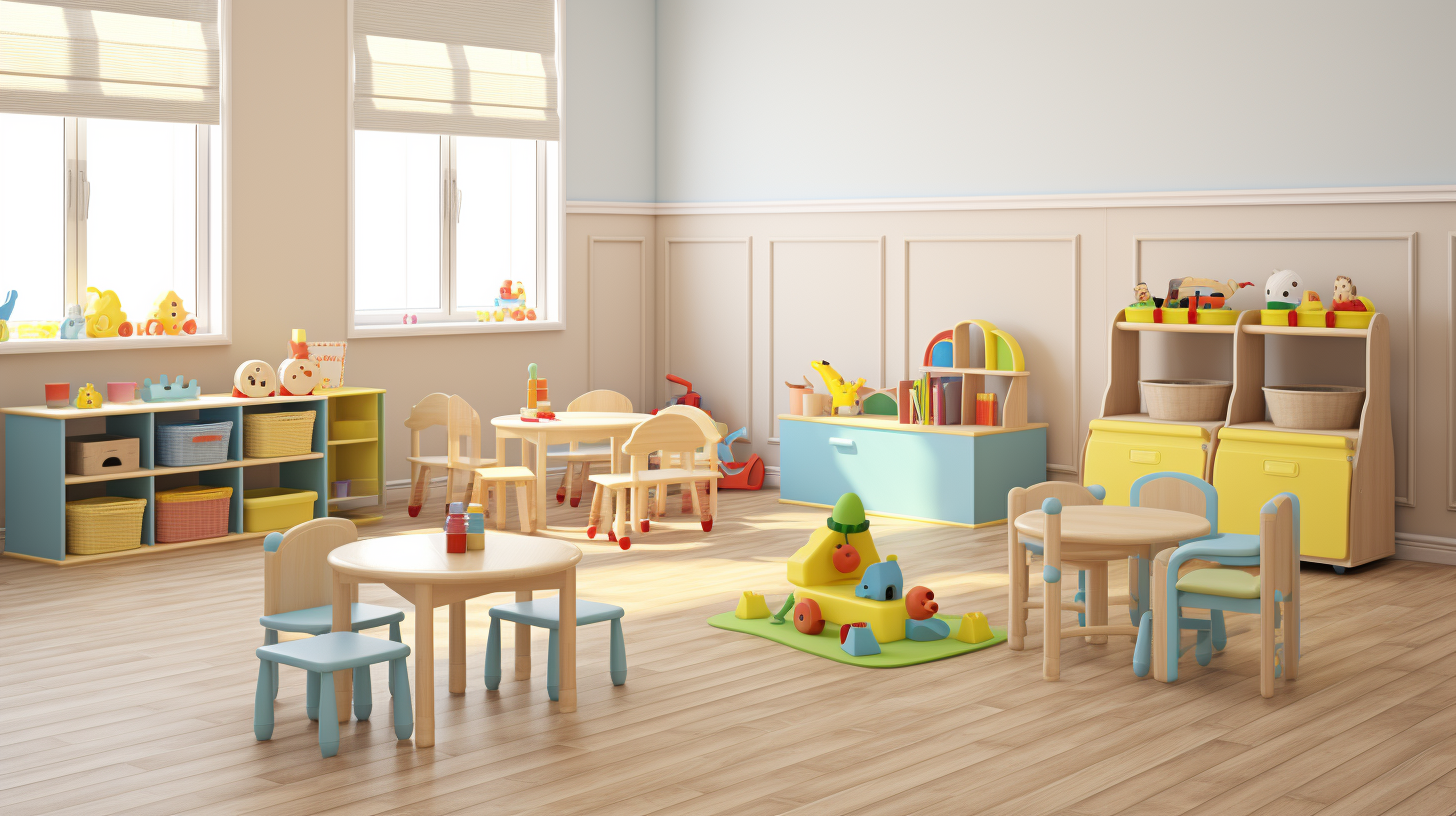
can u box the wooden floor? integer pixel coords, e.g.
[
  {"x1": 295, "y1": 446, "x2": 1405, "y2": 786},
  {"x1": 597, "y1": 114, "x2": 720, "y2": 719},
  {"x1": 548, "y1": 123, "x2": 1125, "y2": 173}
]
[{"x1": 4, "y1": 487, "x2": 1456, "y2": 816}]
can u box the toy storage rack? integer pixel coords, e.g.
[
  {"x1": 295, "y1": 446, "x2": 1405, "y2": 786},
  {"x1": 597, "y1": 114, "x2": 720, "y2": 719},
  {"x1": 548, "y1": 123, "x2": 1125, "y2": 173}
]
[
  {"x1": 3, "y1": 387, "x2": 385, "y2": 566},
  {"x1": 921, "y1": 320, "x2": 1032, "y2": 428},
  {"x1": 325, "y1": 387, "x2": 387, "y2": 514}
]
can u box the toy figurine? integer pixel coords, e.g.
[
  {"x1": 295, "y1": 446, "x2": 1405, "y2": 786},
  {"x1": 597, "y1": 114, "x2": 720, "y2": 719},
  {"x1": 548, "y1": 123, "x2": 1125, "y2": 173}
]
[
  {"x1": 83, "y1": 287, "x2": 133, "y2": 337},
  {"x1": 810, "y1": 360, "x2": 865, "y2": 415},
  {"x1": 0, "y1": 289, "x2": 16, "y2": 340},
  {"x1": 140, "y1": 375, "x2": 200, "y2": 402},
  {"x1": 144, "y1": 291, "x2": 197, "y2": 335},
  {"x1": 277, "y1": 329, "x2": 322, "y2": 396},
  {"x1": 1130, "y1": 282, "x2": 1162, "y2": 308},
  {"x1": 1264, "y1": 269, "x2": 1303, "y2": 309},
  {"x1": 1331, "y1": 275, "x2": 1366, "y2": 312},
  {"x1": 59, "y1": 304, "x2": 84, "y2": 339},
  {"x1": 1164, "y1": 277, "x2": 1252, "y2": 311},
  {"x1": 74, "y1": 383, "x2": 103, "y2": 409},
  {"x1": 856, "y1": 556, "x2": 904, "y2": 602},
  {"x1": 402, "y1": 314, "x2": 417, "y2": 325},
  {"x1": 905, "y1": 586, "x2": 939, "y2": 620},
  {"x1": 233, "y1": 359, "x2": 276, "y2": 398}
]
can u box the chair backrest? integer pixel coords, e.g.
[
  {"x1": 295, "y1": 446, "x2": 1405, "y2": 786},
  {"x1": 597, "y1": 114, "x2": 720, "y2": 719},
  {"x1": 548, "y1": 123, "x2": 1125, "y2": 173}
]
[
  {"x1": 1131, "y1": 471, "x2": 1218, "y2": 533},
  {"x1": 1008, "y1": 481, "x2": 1105, "y2": 532},
  {"x1": 622, "y1": 412, "x2": 704, "y2": 470},
  {"x1": 262, "y1": 517, "x2": 358, "y2": 615},
  {"x1": 445, "y1": 394, "x2": 482, "y2": 468},
  {"x1": 1259, "y1": 493, "x2": 1300, "y2": 602},
  {"x1": 405, "y1": 392, "x2": 451, "y2": 458},
  {"x1": 567, "y1": 389, "x2": 634, "y2": 413}
]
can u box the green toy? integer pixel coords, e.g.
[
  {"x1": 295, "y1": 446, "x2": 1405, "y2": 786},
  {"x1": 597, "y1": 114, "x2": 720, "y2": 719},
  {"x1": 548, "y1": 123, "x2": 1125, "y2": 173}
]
[
  {"x1": 769, "y1": 592, "x2": 796, "y2": 625},
  {"x1": 825, "y1": 493, "x2": 870, "y2": 536}
]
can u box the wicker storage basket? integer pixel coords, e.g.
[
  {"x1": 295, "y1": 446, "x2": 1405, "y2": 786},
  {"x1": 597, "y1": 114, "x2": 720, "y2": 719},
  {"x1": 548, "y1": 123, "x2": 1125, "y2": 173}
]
[
  {"x1": 156, "y1": 420, "x2": 233, "y2": 467},
  {"x1": 1263, "y1": 385, "x2": 1365, "y2": 430},
  {"x1": 156, "y1": 485, "x2": 232, "y2": 543},
  {"x1": 1140, "y1": 379, "x2": 1232, "y2": 422},
  {"x1": 65, "y1": 496, "x2": 146, "y2": 555},
  {"x1": 243, "y1": 410, "x2": 316, "y2": 457}
]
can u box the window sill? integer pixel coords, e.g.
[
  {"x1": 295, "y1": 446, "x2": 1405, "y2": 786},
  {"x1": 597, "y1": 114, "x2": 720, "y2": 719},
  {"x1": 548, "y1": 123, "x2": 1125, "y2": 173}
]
[
  {"x1": 348, "y1": 319, "x2": 564, "y2": 339},
  {"x1": 0, "y1": 332, "x2": 230, "y2": 355}
]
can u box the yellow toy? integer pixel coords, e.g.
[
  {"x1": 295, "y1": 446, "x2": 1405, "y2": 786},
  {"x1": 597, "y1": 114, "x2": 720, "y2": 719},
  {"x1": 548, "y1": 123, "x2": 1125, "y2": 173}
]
[
  {"x1": 1260, "y1": 270, "x2": 1376, "y2": 329},
  {"x1": 734, "y1": 591, "x2": 771, "y2": 620},
  {"x1": 144, "y1": 291, "x2": 197, "y2": 335},
  {"x1": 810, "y1": 360, "x2": 865, "y2": 414},
  {"x1": 75, "y1": 383, "x2": 103, "y2": 410},
  {"x1": 955, "y1": 612, "x2": 994, "y2": 644},
  {"x1": 83, "y1": 287, "x2": 133, "y2": 337}
]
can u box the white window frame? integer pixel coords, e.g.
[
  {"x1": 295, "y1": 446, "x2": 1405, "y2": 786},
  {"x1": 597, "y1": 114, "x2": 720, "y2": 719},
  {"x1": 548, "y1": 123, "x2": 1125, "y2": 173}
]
[{"x1": 0, "y1": 117, "x2": 228, "y2": 355}]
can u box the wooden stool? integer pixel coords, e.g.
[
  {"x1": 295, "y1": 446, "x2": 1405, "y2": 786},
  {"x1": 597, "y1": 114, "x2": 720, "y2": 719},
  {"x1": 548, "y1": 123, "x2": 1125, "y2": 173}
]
[
  {"x1": 472, "y1": 466, "x2": 538, "y2": 534},
  {"x1": 484, "y1": 597, "x2": 625, "y2": 700},
  {"x1": 254, "y1": 631, "x2": 412, "y2": 757}
]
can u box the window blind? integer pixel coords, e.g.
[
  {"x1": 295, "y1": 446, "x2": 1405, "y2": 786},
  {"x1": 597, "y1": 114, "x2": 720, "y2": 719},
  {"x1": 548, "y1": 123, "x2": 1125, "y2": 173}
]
[
  {"x1": 0, "y1": 0, "x2": 218, "y2": 125},
  {"x1": 354, "y1": 0, "x2": 558, "y2": 141}
]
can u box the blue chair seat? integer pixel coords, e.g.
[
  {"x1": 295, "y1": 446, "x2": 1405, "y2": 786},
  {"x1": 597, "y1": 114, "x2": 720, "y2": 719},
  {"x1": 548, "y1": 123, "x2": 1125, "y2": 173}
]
[
  {"x1": 486, "y1": 597, "x2": 626, "y2": 700},
  {"x1": 253, "y1": 632, "x2": 412, "y2": 756},
  {"x1": 260, "y1": 602, "x2": 405, "y2": 635}
]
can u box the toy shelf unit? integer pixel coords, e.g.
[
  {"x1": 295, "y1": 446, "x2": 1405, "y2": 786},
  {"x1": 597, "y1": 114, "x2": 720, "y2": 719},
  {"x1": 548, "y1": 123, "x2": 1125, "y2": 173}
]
[
  {"x1": 920, "y1": 319, "x2": 1033, "y2": 428},
  {"x1": 778, "y1": 414, "x2": 1047, "y2": 528},
  {"x1": 3, "y1": 389, "x2": 381, "y2": 566},
  {"x1": 1212, "y1": 314, "x2": 1393, "y2": 571},
  {"x1": 1082, "y1": 308, "x2": 1247, "y2": 504},
  {"x1": 323, "y1": 387, "x2": 386, "y2": 513}
]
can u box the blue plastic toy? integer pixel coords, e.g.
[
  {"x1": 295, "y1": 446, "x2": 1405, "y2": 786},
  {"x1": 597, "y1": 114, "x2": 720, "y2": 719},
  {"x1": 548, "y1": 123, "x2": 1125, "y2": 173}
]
[
  {"x1": 0, "y1": 290, "x2": 16, "y2": 322},
  {"x1": 905, "y1": 617, "x2": 950, "y2": 641},
  {"x1": 855, "y1": 556, "x2": 903, "y2": 601},
  {"x1": 58, "y1": 304, "x2": 84, "y2": 339},
  {"x1": 840, "y1": 624, "x2": 880, "y2": 656},
  {"x1": 140, "y1": 375, "x2": 201, "y2": 402}
]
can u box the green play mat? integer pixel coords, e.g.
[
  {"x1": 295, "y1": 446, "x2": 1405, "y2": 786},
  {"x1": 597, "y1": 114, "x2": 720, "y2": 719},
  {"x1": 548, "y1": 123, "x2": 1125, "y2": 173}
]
[{"x1": 707, "y1": 611, "x2": 1007, "y2": 668}]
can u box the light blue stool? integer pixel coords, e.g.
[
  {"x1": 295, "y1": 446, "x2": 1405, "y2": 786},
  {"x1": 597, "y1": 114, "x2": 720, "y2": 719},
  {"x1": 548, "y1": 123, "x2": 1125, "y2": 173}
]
[
  {"x1": 485, "y1": 598, "x2": 626, "y2": 701},
  {"x1": 254, "y1": 631, "x2": 413, "y2": 757}
]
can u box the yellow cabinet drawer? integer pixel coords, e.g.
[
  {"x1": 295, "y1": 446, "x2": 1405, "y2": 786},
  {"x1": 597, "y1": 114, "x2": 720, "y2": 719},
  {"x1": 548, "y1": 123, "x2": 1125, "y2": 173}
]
[
  {"x1": 1083, "y1": 420, "x2": 1211, "y2": 506},
  {"x1": 1212, "y1": 428, "x2": 1352, "y2": 560}
]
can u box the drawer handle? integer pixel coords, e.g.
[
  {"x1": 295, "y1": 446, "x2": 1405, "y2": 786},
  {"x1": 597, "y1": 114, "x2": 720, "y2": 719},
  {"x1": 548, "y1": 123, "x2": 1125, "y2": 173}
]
[
  {"x1": 1264, "y1": 460, "x2": 1299, "y2": 477},
  {"x1": 828, "y1": 437, "x2": 855, "y2": 448},
  {"x1": 1129, "y1": 449, "x2": 1160, "y2": 465}
]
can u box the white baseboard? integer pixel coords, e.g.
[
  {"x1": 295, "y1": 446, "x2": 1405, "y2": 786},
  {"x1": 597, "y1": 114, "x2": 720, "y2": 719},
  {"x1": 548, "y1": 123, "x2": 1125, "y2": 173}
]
[
  {"x1": 1394, "y1": 532, "x2": 1456, "y2": 566},
  {"x1": 764, "y1": 465, "x2": 780, "y2": 488}
]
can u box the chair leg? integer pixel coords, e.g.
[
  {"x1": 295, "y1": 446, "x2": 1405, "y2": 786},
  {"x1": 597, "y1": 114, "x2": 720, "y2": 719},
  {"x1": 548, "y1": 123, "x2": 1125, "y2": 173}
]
[
  {"x1": 390, "y1": 657, "x2": 413, "y2": 740},
  {"x1": 1195, "y1": 628, "x2": 1212, "y2": 666},
  {"x1": 516, "y1": 482, "x2": 533, "y2": 534},
  {"x1": 409, "y1": 464, "x2": 430, "y2": 517},
  {"x1": 631, "y1": 483, "x2": 643, "y2": 534},
  {"x1": 353, "y1": 663, "x2": 373, "y2": 721},
  {"x1": 571, "y1": 463, "x2": 588, "y2": 507},
  {"x1": 1075, "y1": 570, "x2": 1086, "y2": 628},
  {"x1": 318, "y1": 671, "x2": 340, "y2": 758},
  {"x1": 1211, "y1": 610, "x2": 1227, "y2": 651},
  {"x1": 484, "y1": 617, "x2": 502, "y2": 690},
  {"x1": 1043, "y1": 569, "x2": 1062, "y2": 681},
  {"x1": 445, "y1": 469, "x2": 456, "y2": 509},
  {"x1": 495, "y1": 480, "x2": 507, "y2": 530},
  {"x1": 609, "y1": 618, "x2": 627, "y2": 686},
  {"x1": 1261, "y1": 596, "x2": 1277, "y2": 698},
  {"x1": 264, "y1": 629, "x2": 279, "y2": 699},
  {"x1": 305, "y1": 669, "x2": 320, "y2": 721},
  {"x1": 547, "y1": 628, "x2": 559, "y2": 702},
  {"x1": 388, "y1": 622, "x2": 401, "y2": 694},
  {"x1": 558, "y1": 460, "x2": 571, "y2": 503},
  {"x1": 254, "y1": 659, "x2": 275, "y2": 741},
  {"x1": 1133, "y1": 612, "x2": 1153, "y2": 677},
  {"x1": 587, "y1": 480, "x2": 604, "y2": 537}
]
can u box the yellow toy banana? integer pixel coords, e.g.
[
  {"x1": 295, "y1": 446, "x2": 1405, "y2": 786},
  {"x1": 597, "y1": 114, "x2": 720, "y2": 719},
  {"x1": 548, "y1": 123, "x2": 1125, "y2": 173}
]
[{"x1": 810, "y1": 360, "x2": 865, "y2": 413}]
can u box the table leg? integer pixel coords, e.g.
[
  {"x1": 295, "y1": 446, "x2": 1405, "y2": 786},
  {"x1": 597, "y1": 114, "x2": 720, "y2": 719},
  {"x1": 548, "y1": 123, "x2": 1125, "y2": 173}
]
[
  {"x1": 515, "y1": 590, "x2": 532, "y2": 680},
  {"x1": 1087, "y1": 562, "x2": 1108, "y2": 645},
  {"x1": 495, "y1": 428, "x2": 507, "y2": 466},
  {"x1": 449, "y1": 601, "x2": 466, "y2": 694},
  {"x1": 558, "y1": 568, "x2": 577, "y2": 712},
  {"x1": 415, "y1": 583, "x2": 435, "y2": 747},
  {"x1": 534, "y1": 434, "x2": 549, "y2": 530},
  {"x1": 331, "y1": 572, "x2": 351, "y2": 723}
]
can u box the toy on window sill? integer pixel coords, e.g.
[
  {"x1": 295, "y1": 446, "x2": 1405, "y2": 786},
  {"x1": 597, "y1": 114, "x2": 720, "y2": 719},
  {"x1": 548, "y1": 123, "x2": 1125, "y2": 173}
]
[
  {"x1": 143, "y1": 291, "x2": 197, "y2": 336},
  {"x1": 15, "y1": 322, "x2": 59, "y2": 339},
  {"x1": 278, "y1": 329, "x2": 322, "y2": 396},
  {"x1": 0, "y1": 289, "x2": 15, "y2": 341},
  {"x1": 233, "y1": 360, "x2": 276, "y2": 398},
  {"x1": 84, "y1": 287, "x2": 133, "y2": 337},
  {"x1": 140, "y1": 375, "x2": 201, "y2": 402},
  {"x1": 74, "y1": 383, "x2": 104, "y2": 409},
  {"x1": 59, "y1": 304, "x2": 84, "y2": 339},
  {"x1": 402, "y1": 314, "x2": 417, "y2": 325}
]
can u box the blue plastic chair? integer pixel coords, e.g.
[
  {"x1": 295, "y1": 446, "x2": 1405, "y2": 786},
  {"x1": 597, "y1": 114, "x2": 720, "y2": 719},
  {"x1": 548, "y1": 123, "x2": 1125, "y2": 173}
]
[
  {"x1": 260, "y1": 522, "x2": 405, "y2": 701},
  {"x1": 485, "y1": 598, "x2": 626, "y2": 701},
  {"x1": 254, "y1": 632, "x2": 412, "y2": 756}
]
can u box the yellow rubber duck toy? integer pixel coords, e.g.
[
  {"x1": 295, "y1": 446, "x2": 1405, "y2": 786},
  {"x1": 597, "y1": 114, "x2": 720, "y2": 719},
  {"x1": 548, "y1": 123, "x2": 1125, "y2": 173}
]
[
  {"x1": 810, "y1": 360, "x2": 865, "y2": 414},
  {"x1": 75, "y1": 383, "x2": 103, "y2": 410}
]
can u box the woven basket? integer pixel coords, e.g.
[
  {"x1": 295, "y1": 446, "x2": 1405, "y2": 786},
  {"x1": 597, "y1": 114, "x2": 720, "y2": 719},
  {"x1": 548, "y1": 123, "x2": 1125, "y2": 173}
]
[
  {"x1": 244, "y1": 410, "x2": 316, "y2": 458},
  {"x1": 156, "y1": 485, "x2": 232, "y2": 543},
  {"x1": 66, "y1": 496, "x2": 146, "y2": 555},
  {"x1": 157, "y1": 420, "x2": 233, "y2": 467},
  {"x1": 1140, "y1": 379, "x2": 1232, "y2": 422},
  {"x1": 1263, "y1": 385, "x2": 1365, "y2": 430}
]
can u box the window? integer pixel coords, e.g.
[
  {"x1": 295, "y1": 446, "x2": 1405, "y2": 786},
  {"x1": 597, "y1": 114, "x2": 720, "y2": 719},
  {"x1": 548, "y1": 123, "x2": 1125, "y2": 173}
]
[
  {"x1": 353, "y1": 132, "x2": 558, "y2": 324},
  {"x1": 0, "y1": 113, "x2": 220, "y2": 333}
]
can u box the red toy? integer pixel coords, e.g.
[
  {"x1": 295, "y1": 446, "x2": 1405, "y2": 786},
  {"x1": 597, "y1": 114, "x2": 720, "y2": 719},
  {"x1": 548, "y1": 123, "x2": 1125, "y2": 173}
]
[
  {"x1": 664, "y1": 374, "x2": 702, "y2": 409},
  {"x1": 794, "y1": 598, "x2": 825, "y2": 635},
  {"x1": 832, "y1": 541, "x2": 861, "y2": 573},
  {"x1": 905, "y1": 586, "x2": 938, "y2": 620},
  {"x1": 839, "y1": 621, "x2": 869, "y2": 643}
]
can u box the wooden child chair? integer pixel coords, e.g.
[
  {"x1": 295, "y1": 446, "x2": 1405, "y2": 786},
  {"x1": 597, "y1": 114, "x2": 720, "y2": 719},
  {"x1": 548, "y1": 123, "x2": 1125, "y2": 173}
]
[
  {"x1": 587, "y1": 412, "x2": 722, "y2": 549},
  {"x1": 648, "y1": 404, "x2": 722, "y2": 528},
  {"x1": 405, "y1": 393, "x2": 496, "y2": 517},
  {"x1": 1135, "y1": 492, "x2": 1300, "y2": 697},
  {"x1": 258, "y1": 518, "x2": 404, "y2": 711},
  {"x1": 470, "y1": 465, "x2": 538, "y2": 534},
  {"x1": 1006, "y1": 481, "x2": 1105, "y2": 652},
  {"x1": 554, "y1": 389, "x2": 633, "y2": 507}
]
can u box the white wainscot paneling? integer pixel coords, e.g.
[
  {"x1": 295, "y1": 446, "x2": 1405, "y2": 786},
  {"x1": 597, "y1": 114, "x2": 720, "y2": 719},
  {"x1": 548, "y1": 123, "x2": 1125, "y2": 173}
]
[
  {"x1": 665, "y1": 238, "x2": 752, "y2": 439},
  {"x1": 587, "y1": 237, "x2": 647, "y2": 408},
  {"x1": 905, "y1": 236, "x2": 1080, "y2": 472},
  {"x1": 1136, "y1": 234, "x2": 1416, "y2": 506},
  {"x1": 770, "y1": 237, "x2": 885, "y2": 440}
]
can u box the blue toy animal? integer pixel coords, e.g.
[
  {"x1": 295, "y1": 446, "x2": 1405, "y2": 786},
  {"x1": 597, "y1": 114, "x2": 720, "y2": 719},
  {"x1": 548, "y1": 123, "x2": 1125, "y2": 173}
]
[
  {"x1": 59, "y1": 304, "x2": 84, "y2": 339},
  {"x1": 855, "y1": 555, "x2": 904, "y2": 602},
  {"x1": 0, "y1": 290, "x2": 16, "y2": 322}
]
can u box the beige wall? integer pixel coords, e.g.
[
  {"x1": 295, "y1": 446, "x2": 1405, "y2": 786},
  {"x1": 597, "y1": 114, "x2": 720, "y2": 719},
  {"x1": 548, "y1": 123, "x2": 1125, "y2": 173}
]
[{"x1": 640, "y1": 201, "x2": 1456, "y2": 562}]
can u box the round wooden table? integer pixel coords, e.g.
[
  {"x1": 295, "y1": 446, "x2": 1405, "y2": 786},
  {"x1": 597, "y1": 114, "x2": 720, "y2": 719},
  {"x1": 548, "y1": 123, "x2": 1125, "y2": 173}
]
[
  {"x1": 327, "y1": 532, "x2": 582, "y2": 748},
  {"x1": 492, "y1": 412, "x2": 651, "y2": 531},
  {"x1": 1014, "y1": 505, "x2": 1210, "y2": 680}
]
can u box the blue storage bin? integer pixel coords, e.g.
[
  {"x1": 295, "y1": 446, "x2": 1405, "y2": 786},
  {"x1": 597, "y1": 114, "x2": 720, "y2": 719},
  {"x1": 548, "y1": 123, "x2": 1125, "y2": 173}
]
[{"x1": 156, "y1": 420, "x2": 233, "y2": 467}]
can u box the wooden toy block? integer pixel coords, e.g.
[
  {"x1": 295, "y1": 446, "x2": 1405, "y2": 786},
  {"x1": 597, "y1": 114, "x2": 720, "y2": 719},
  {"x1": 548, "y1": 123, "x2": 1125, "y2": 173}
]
[
  {"x1": 735, "y1": 591, "x2": 771, "y2": 620},
  {"x1": 955, "y1": 612, "x2": 995, "y2": 644},
  {"x1": 904, "y1": 617, "x2": 950, "y2": 642},
  {"x1": 839, "y1": 623, "x2": 880, "y2": 656},
  {"x1": 905, "y1": 586, "x2": 938, "y2": 620},
  {"x1": 855, "y1": 557, "x2": 903, "y2": 602},
  {"x1": 233, "y1": 360, "x2": 276, "y2": 398}
]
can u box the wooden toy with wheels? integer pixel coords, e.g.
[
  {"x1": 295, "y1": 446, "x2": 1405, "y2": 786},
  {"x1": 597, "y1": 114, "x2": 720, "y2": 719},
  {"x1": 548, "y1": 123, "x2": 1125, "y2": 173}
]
[
  {"x1": 144, "y1": 290, "x2": 198, "y2": 336},
  {"x1": 278, "y1": 330, "x2": 322, "y2": 396},
  {"x1": 233, "y1": 360, "x2": 276, "y2": 398}
]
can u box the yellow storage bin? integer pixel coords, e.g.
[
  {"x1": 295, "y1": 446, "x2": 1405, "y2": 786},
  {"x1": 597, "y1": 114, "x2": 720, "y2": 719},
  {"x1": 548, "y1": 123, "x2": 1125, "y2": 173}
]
[
  {"x1": 66, "y1": 496, "x2": 146, "y2": 555},
  {"x1": 1083, "y1": 419, "x2": 1213, "y2": 505},
  {"x1": 1212, "y1": 427, "x2": 1352, "y2": 560},
  {"x1": 243, "y1": 410, "x2": 316, "y2": 458},
  {"x1": 242, "y1": 487, "x2": 318, "y2": 533},
  {"x1": 1123, "y1": 307, "x2": 1242, "y2": 325}
]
